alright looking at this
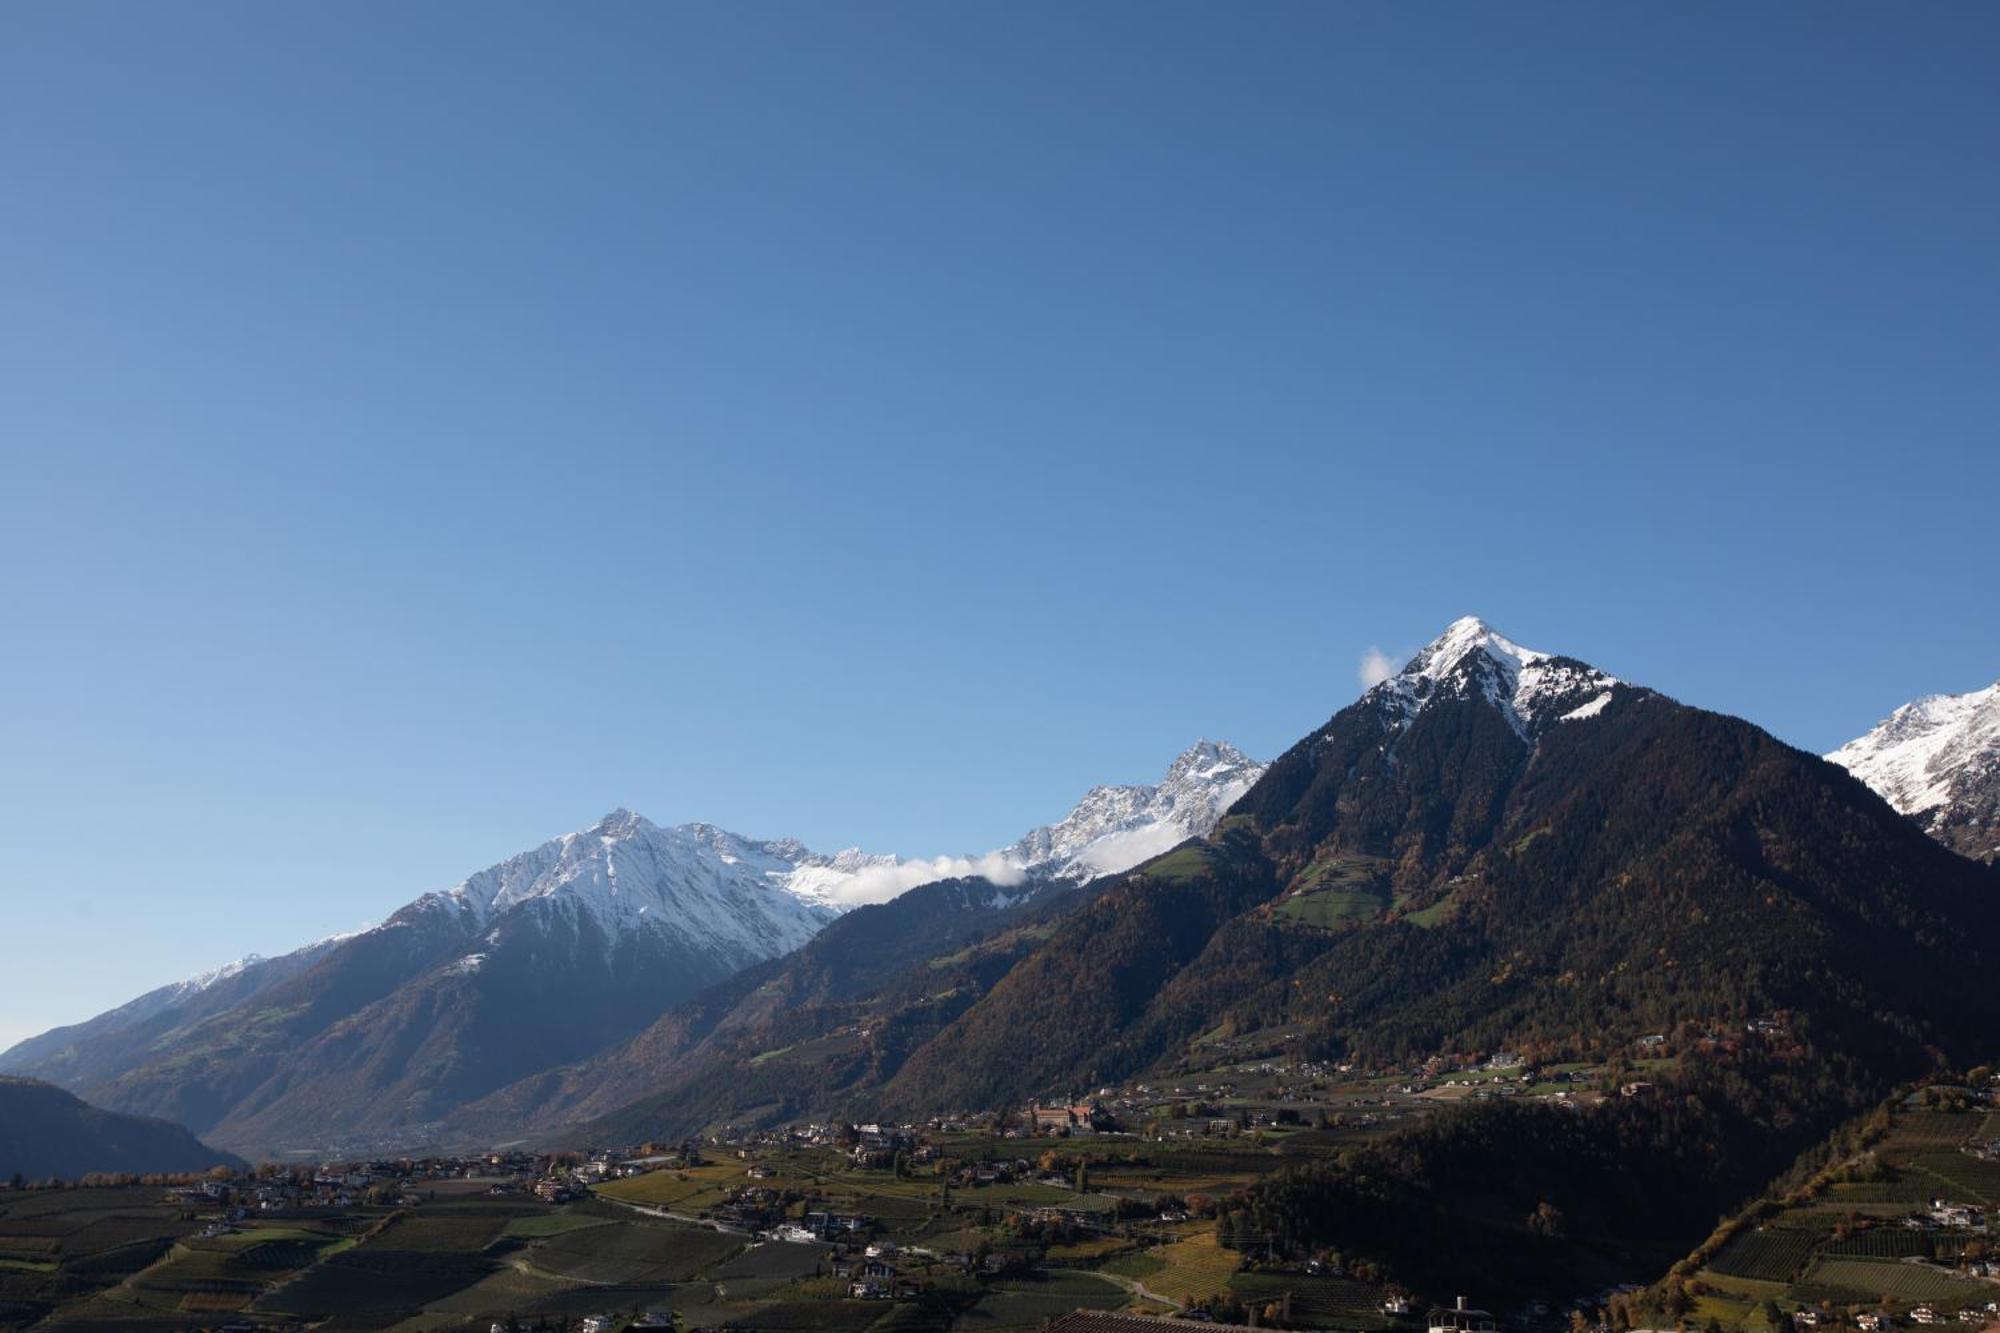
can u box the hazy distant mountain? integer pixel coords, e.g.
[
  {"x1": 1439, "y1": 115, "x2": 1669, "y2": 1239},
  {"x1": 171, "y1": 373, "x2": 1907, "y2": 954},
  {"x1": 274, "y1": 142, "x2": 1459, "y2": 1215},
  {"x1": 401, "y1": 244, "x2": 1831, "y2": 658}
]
[
  {"x1": 0, "y1": 813, "x2": 851, "y2": 1157},
  {"x1": 0, "y1": 1078, "x2": 243, "y2": 1180},
  {"x1": 0, "y1": 936, "x2": 351, "y2": 1094},
  {"x1": 1, "y1": 742, "x2": 1261, "y2": 1157},
  {"x1": 1827, "y1": 678, "x2": 2000, "y2": 863}
]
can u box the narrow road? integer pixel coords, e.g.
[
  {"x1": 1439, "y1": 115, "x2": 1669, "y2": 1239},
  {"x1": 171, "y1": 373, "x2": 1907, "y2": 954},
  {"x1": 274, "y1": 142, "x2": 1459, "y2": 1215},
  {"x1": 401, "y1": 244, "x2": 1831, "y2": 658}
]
[
  {"x1": 598, "y1": 1194, "x2": 750, "y2": 1236},
  {"x1": 1090, "y1": 1267, "x2": 1184, "y2": 1311}
]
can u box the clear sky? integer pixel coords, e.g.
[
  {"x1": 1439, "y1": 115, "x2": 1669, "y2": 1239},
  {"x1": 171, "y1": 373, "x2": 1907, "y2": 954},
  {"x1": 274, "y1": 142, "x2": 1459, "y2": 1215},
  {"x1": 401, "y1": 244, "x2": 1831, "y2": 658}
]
[{"x1": 3, "y1": 3, "x2": 1997, "y2": 1050}]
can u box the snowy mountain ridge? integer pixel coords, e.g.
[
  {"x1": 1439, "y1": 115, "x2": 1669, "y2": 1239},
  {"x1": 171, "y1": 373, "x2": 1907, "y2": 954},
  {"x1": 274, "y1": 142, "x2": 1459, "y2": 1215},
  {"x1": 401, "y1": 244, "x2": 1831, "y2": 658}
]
[
  {"x1": 1006, "y1": 739, "x2": 1266, "y2": 880},
  {"x1": 1828, "y1": 678, "x2": 2000, "y2": 864},
  {"x1": 423, "y1": 810, "x2": 844, "y2": 964},
  {"x1": 148, "y1": 739, "x2": 1268, "y2": 1002}
]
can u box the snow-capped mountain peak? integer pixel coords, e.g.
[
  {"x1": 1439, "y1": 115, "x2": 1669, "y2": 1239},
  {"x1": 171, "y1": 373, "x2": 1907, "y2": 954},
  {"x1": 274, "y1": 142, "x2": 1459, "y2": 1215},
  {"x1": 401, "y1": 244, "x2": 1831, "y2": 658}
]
[
  {"x1": 1005, "y1": 739, "x2": 1267, "y2": 881},
  {"x1": 175, "y1": 954, "x2": 266, "y2": 997},
  {"x1": 1399, "y1": 616, "x2": 1542, "y2": 681},
  {"x1": 1161, "y1": 737, "x2": 1256, "y2": 786},
  {"x1": 585, "y1": 807, "x2": 653, "y2": 840},
  {"x1": 1828, "y1": 679, "x2": 2000, "y2": 864},
  {"x1": 428, "y1": 812, "x2": 839, "y2": 962},
  {"x1": 1370, "y1": 616, "x2": 1620, "y2": 738}
]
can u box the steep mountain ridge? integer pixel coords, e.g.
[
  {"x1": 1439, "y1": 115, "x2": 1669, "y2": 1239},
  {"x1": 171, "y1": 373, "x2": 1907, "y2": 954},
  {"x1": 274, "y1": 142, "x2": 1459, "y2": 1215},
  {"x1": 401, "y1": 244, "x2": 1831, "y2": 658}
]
[
  {"x1": 427, "y1": 810, "x2": 842, "y2": 953},
  {"x1": 1828, "y1": 677, "x2": 2000, "y2": 863},
  {"x1": 441, "y1": 874, "x2": 1085, "y2": 1147},
  {"x1": 0, "y1": 936, "x2": 352, "y2": 1093},
  {"x1": 480, "y1": 616, "x2": 2000, "y2": 1144},
  {"x1": 0, "y1": 812, "x2": 849, "y2": 1157},
  {"x1": 877, "y1": 619, "x2": 1996, "y2": 1119},
  {"x1": 563, "y1": 618, "x2": 1996, "y2": 1145},
  {"x1": 1007, "y1": 739, "x2": 1263, "y2": 880}
]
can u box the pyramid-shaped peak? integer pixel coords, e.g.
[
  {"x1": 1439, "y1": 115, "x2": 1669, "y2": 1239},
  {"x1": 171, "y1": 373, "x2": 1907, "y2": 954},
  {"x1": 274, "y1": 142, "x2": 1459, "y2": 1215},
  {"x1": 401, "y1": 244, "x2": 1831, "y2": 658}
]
[
  {"x1": 1166, "y1": 738, "x2": 1254, "y2": 778},
  {"x1": 1371, "y1": 617, "x2": 1620, "y2": 739},
  {"x1": 586, "y1": 808, "x2": 656, "y2": 839},
  {"x1": 1400, "y1": 617, "x2": 1549, "y2": 683}
]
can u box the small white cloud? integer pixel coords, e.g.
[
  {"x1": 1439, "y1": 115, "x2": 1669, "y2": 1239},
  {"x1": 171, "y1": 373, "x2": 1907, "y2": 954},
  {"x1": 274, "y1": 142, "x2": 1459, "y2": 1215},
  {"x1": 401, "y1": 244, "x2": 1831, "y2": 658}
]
[
  {"x1": 825, "y1": 852, "x2": 1028, "y2": 907},
  {"x1": 1358, "y1": 647, "x2": 1398, "y2": 689}
]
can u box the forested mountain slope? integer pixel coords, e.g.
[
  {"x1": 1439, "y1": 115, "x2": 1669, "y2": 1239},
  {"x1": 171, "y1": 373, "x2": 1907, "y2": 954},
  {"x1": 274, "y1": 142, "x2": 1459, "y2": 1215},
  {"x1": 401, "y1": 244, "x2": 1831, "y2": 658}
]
[
  {"x1": 449, "y1": 874, "x2": 1087, "y2": 1147},
  {"x1": 0, "y1": 1079, "x2": 244, "y2": 1181},
  {"x1": 880, "y1": 618, "x2": 1999, "y2": 1115}
]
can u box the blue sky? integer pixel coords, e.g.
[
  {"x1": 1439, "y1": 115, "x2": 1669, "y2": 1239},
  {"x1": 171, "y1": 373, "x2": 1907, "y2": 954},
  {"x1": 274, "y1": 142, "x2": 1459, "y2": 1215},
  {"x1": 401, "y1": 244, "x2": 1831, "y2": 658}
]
[{"x1": 3, "y1": 3, "x2": 1997, "y2": 1048}]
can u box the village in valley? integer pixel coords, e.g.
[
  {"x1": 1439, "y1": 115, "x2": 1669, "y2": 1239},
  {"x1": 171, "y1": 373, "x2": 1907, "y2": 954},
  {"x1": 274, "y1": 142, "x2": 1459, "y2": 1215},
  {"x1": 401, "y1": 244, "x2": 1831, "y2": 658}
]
[{"x1": 4, "y1": 1046, "x2": 1995, "y2": 1333}]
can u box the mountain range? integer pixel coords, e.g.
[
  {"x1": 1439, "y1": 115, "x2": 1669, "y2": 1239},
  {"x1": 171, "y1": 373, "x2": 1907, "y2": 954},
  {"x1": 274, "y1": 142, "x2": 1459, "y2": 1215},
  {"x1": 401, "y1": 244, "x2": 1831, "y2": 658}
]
[
  {"x1": 0, "y1": 741, "x2": 1265, "y2": 1160},
  {"x1": 562, "y1": 618, "x2": 1999, "y2": 1158},
  {"x1": 502, "y1": 616, "x2": 1997, "y2": 1306},
  {"x1": 8, "y1": 616, "x2": 1997, "y2": 1185}
]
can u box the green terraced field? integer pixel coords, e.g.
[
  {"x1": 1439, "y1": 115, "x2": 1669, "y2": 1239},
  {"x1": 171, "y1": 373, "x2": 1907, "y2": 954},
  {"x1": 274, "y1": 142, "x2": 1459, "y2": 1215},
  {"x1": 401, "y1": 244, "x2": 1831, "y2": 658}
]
[
  {"x1": 1131, "y1": 1232, "x2": 1241, "y2": 1305},
  {"x1": 1279, "y1": 885, "x2": 1390, "y2": 929},
  {"x1": 709, "y1": 1239, "x2": 825, "y2": 1281},
  {"x1": 1910, "y1": 1150, "x2": 2000, "y2": 1203},
  {"x1": 257, "y1": 1248, "x2": 499, "y2": 1318},
  {"x1": 1229, "y1": 1271, "x2": 1394, "y2": 1328},
  {"x1": 135, "y1": 1225, "x2": 348, "y2": 1298},
  {"x1": 593, "y1": 1163, "x2": 744, "y2": 1209},
  {"x1": 0, "y1": 1185, "x2": 212, "y2": 1328},
  {"x1": 953, "y1": 1271, "x2": 1126, "y2": 1332},
  {"x1": 1794, "y1": 1257, "x2": 1991, "y2": 1306},
  {"x1": 1825, "y1": 1175, "x2": 1937, "y2": 1205},
  {"x1": 420, "y1": 1264, "x2": 584, "y2": 1316},
  {"x1": 1884, "y1": 1112, "x2": 1980, "y2": 1152},
  {"x1": 530, "y1": 1219, "x2": 745, "y2": 1283},
  {"x1": 1822, "y1": 1229, "x2": 1939, "y2": 1260},
  {"x1": 372, "y1": 1207, "x2": 521, "y2": 1254},
  {"x1": 1707, "y1": 1228, "x2": 1820, "y2": 1282},
  {"x1": 500, "y1": 1211, "x2": 614, "y2": 1240},
  {"x1": 723, "y1": 1297, "x2": 886, "y2": 1333}
]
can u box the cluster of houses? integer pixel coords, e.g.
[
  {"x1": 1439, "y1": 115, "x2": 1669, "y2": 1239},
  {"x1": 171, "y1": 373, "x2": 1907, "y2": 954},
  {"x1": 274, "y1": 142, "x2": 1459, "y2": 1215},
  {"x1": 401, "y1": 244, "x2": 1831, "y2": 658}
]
[
  {"x1": 827, "y1": 1240, "x2": 925, "y2": 1301},
  {"x1": 552, "y1": 1312, "x2": 672, "y2": 1333},
  {"x1": 1873, "y1": 1303, "x2": 2000, "y2": 1327},
  {"x1": 767, "y1": 1209, "x2": 873, "y2": 1243},
  {"x1": 826, "y1": 1237, "x2": 1037, "y2": 1300},
  {"x1": 158, "y1": 1145, "x2": 748, "y2": 1223},
  {"x1": 531, "y1": 1149, "x2": 651, "y2": 1203},
  {"x1": 1028, "y1": 1099, "x2": 1109, "y2": 1135},
  {"x1": 760, "y1": 1215, "x2": 992, "y2": 1302},
  {"x1": 846, "y1": 1122, "x2": 915, "y2": 1167},
  {"x1": 708, "y1": 1183, "x2": 786, "y2": 1232},
  {"x1": 1903, "y1": 1197, "x2": 1988, "y2": 1233},
  {"x1": 1812, "y1": 1300, "x2": 2000, "y2": 1327},
  {"x1": 952, "y1": 1157, "x2": 1034, "y2": 1188},
  {"x1": 164, "y1": 1151, "x2": 558, "y2": 1217},
  {"x1": 118, "y1": 1060, "x2": 2000, "y2": 1333},
  {"x1": 820, "y1": 1046, "x2": 1662, "y2": 1144}
]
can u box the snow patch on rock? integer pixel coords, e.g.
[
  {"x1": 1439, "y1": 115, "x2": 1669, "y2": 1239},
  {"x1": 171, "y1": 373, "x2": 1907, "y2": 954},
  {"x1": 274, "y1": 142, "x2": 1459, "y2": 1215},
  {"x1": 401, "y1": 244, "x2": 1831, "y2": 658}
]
[
  {"x1": 1828, "y1": 681, "x2": 2000, "y2": 817},
  {"x1": 1368, "y1": 616, "x2": 1620, "y2": 740},
  {"x1": 1002, "y1": 739, "x2": 1267, "y2": 883}
]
